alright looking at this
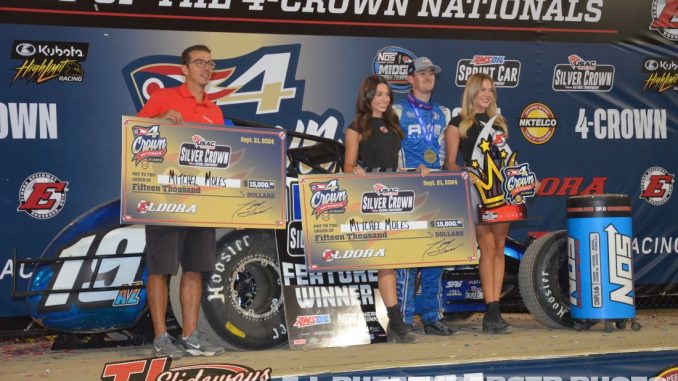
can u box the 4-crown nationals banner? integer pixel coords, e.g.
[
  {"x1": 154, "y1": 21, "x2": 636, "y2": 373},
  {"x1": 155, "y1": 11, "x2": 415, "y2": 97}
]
[{"x1": 121, "y1": 116, "x2": 286, "y2": 228}]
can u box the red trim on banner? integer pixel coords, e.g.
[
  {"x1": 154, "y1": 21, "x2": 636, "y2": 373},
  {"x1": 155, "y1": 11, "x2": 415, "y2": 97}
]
[{"x1": 0, "y1": 7, "x2": 619, "y2": 34}]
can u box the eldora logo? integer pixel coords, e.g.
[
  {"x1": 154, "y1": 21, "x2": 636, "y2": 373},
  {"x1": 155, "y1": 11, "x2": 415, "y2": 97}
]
[
  {"x1": 100, "y1": 357, "x2": 272, "y2": 381},
  {"x1": 650, "y1": 0, "x2": 678, "y2": 41},
  {"x1": 136, "y1": 200, "x2": 198, "y2": 214},
  {"x1": 17, "y1": 172, "x2": 68, "y2": 219},
  {"x1": 131, "y1": 125, "x2": 167, "y2": 166},
  {"x1": 518, "y1": 102, "x2": 557, "y2": 144},
  {"x1": 322, "y1": 249, "x2": 336, "y2": 262},
  {"x1": 640, "y1": 166, "x2": 675, "y2": 206},
  {"x1": 373, "y1": 46, "x2": 416, "y2": 93},
  {"x1": 308, "y1": 179, "x2": 348, "y2": 218}
]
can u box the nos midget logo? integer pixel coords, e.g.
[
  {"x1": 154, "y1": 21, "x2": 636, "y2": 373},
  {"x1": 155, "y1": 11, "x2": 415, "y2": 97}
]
[
  {"x1": 361, "y1": 183, "x2": 415, "y2": 213},
  {"x1": 131, "y1": 125, "x2": 167, "y2": 166},
  {"x1": 309, "y1": 179, "x2": 348, "y2": 218},
  {"x1": 640, "y1": 166, "x2": 675, "y2": 205},
  {"x1": 17, "y1": 172, "x2": 68, "y2": 219}
]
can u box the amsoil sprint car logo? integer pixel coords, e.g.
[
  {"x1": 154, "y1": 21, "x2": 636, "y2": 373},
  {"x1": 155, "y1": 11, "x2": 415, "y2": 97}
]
[
  {"x1": 650, "y1": 0, "x2": 678, "y2": 41},
  {"x1": 361, "y1": 183, "x2": 415, "y2": 213},
  {"x1": 17, "y1": 172, "x2": 68, "y2": 219},
  {"x1": 11, "y1": 40, "x2": 88, "y2": 84},
  {"x1": 308, "y1": 179, "x2": 348, "y2": 218},
  {"x1": 179, "y1": 134, "x2": 231, "y2": 168},
  {"x1": 373, "y1": 46, "x2": 416, "y2": 93},
  {"x1": 640, "y1": 166, "x2": 674, "y2": 206},
  {"x1": 519, "y1": 103, "x2": 557, "y2": 144},
  {"x1": 101, "y1": 357, "x2": 271, "y2": 381},
  {"x1": 455, "y1": 55, "x2": 521, "y2": 88},
  {"x1": 131, "y1": 125, "x2": 167, "y2": 166},
  {"x1": 552, "y1": 55, "x2": 615, "y2": 92}
]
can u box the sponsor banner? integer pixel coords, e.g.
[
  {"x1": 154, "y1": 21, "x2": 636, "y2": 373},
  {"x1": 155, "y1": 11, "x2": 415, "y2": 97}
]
[
  {"x1": 298, "y1": 172, "x2": 478, "y2": 271},
  {"x1": 17, "y1": 172, "x2": 68, "y2": 219},
  {"x1": 0, "y1": 0, "x2": 661, "y2": 43},
  {"x1": 120, "y1": 116, "x2": 286, "y2": 228}
]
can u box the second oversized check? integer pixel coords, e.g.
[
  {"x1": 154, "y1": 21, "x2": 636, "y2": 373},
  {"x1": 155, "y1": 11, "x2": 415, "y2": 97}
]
[{"x1": 298, "y1": 172, "x2": 479, "y2": 271}]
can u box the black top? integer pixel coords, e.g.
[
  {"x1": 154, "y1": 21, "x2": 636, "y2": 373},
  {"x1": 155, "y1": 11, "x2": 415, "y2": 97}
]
[
  {"x1": 450, "y1": 113, "x2": 501, "y2": 166},
  {"x1": 348, "y1": 117, "x2": 401, "y2": 171}
]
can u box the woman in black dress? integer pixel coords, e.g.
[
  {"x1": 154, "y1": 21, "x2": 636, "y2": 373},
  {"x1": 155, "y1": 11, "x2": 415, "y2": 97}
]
[
  {"x1": 445, "y1": 73, "x2": 513, "y2": 334},
  {"x1": 344, "y1": 75, "x2": 415, "y2": 343}
]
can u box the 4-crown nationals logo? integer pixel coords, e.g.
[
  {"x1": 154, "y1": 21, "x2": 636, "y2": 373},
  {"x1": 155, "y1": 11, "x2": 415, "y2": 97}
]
[
  {"x1": 308, "y1": 179, "x2": 348, "y2": 218},
  {"x1": 17, "y1": 172, "x2": 68, "y2": 219},
  {"x1": 650, "y1": 0, "x2": 678, "y2": 41},
  {"x1": 130, "y1": 125, "x2": 167, "y2": 166}
]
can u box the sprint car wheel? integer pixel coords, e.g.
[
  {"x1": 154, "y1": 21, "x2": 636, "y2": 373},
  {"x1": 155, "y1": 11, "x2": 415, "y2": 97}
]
[
  {"x1": 170, "y1": 229, "x2": 287, "y2": 350},
  {"x1": 518, "y1": 230, "x2": 574, "y2": 329}
]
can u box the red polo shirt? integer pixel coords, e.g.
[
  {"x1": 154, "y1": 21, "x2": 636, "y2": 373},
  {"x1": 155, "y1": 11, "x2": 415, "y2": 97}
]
[{"x1": 137, "y1": 83, "x2": 224, "y2": 125}]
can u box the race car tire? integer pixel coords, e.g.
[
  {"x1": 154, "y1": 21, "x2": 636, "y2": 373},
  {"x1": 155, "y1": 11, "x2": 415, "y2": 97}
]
[
  {"x1": 518, "y1": 230, "x2": 574, "y2": 329},
  {"x1": 169, "y1": 229, "x2": 287, "y2": 350}
]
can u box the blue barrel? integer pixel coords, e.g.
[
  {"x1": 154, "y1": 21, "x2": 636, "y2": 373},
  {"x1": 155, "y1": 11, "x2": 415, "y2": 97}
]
[{"x1": 567, "y1": 194, "x2": 635, "y2": 320}]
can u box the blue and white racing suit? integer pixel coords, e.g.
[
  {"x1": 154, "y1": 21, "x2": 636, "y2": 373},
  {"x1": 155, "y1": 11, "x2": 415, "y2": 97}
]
[{"x1": 393, "y1": 95, "x2": 450, "y2": 325}]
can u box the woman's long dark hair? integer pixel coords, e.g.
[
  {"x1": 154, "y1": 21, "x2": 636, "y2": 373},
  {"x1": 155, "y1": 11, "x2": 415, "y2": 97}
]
[{"x1": 352, "y1": 75, "x2": 404, "y2": 140}]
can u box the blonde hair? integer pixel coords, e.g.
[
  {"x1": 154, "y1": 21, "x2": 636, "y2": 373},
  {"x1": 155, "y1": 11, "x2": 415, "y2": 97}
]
[{"x1": 458, "y1": 73, "x2": 507, "y2": 138}]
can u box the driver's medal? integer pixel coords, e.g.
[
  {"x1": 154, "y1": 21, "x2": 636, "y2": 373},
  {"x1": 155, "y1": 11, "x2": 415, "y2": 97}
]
[
  {"x1": 467, "y1": 115, "x2": 535, "y2": 224},
  {"x1": 424, "y1": 148, "x2": 437, "y2": 164}
]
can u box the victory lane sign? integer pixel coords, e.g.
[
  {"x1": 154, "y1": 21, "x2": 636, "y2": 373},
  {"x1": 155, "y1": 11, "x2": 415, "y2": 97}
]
[
  {"x1": 121, "y1": 116, "x2": 286, "y2": 229},
  {"x1": 298, "y1": 171, "x2": 479, "y2": 271}
]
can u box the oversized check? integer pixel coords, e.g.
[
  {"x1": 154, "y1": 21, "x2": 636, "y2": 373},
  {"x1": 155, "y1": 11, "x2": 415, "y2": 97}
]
[
  {"x1": 298, "y1": 172, "x2": 478, "y2": 271},
  {"x1": 121, "y1": 116, "x2": 286, "y2": 229}
]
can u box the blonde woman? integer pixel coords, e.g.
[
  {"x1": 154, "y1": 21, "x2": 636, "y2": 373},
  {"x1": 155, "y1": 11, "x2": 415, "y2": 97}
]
[{"x1": 445, "y1": 73, "x2": 512, "y2": 334}]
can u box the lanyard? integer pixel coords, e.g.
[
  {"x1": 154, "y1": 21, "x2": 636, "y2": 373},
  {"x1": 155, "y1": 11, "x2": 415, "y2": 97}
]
[{"x1": 407, "y1": 93, "x2": 434, "y2": 144}]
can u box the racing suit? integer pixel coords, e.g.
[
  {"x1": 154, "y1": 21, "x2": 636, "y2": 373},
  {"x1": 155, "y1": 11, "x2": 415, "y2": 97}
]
[{"x1": 393, "y1": 94, "x2": 450, "y2": 325}]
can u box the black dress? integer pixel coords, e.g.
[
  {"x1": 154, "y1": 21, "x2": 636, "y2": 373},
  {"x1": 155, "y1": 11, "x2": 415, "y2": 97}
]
[{"x1": 348, "y1": 117, "x2": 401, "y2": 172}]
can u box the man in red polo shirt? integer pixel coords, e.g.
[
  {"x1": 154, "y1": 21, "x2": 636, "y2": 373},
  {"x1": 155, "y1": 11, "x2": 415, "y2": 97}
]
[{"x1": 138, "y1": 44, "x2": 226, "y2": 359}]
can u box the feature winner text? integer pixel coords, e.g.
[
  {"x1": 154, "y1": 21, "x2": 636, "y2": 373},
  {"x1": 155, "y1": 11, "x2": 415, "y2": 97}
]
[{"x1": 282, "y1": 263, "x2": 378, "y2": 308}]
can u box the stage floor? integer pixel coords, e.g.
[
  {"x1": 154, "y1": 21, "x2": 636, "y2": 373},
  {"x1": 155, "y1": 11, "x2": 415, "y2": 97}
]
[{"x1": 2, "y1": 309, "x2": 677, "y2": 380}]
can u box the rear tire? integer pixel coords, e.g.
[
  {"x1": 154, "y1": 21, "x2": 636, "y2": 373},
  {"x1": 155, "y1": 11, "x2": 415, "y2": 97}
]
[
  {"x1": 170, "y1": 229, "x2": 287, "y2": 350},
  {"x1": 518, "y1": 230, "x2": 574, "y2": 329}
]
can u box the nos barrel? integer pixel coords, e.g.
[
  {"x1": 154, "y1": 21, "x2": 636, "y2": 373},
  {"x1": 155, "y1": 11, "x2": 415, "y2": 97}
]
[{"x1": 566, "y1": 194, "x2": 635, "y2": 320}]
